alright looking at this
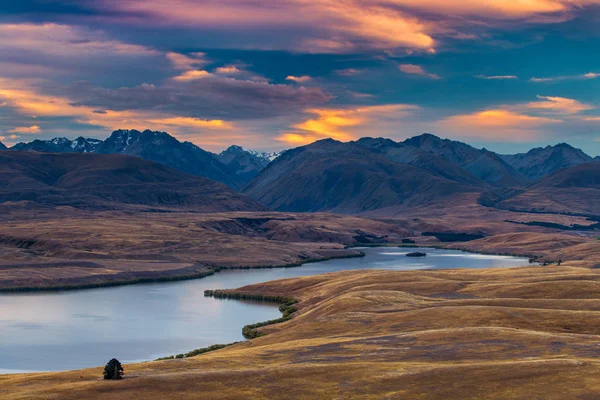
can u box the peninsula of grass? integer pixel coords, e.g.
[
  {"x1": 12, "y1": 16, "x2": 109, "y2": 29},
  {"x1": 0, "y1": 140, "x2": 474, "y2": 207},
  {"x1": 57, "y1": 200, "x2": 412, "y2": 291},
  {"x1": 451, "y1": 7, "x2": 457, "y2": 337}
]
[{"x1": 0, "y1": 251, "x2": 365, "y2": 293}]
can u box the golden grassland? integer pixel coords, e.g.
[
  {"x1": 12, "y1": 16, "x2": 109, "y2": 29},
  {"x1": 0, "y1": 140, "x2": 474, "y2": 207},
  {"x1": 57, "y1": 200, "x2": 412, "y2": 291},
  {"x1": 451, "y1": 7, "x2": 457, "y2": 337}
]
[
  {"x1": 2, "y1": 204, "x2": 600, "y2": 398},
  {"x1": 1, "y1": 201, "x2": 599, "y2": 290},
  {"x1": 4, "y1": 264, "x2": 600, "y2": 399},
  {"x1": 0, "y1": 210, "x2": 409, "y2": 290}
]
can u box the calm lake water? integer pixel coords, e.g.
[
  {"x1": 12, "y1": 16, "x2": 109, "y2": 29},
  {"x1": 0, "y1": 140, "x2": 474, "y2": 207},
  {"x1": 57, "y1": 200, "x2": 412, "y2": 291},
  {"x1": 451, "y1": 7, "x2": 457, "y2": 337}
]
[{"x1": 0, "y1": 247, "x2": 532, "y2": 373}]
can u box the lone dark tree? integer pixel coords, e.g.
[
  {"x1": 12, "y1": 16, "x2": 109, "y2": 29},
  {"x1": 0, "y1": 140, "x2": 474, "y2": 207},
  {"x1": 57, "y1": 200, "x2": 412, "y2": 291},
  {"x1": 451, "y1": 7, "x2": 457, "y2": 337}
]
[{"x1": 103, "y1": 358, "x2": 124, "y2": 380}]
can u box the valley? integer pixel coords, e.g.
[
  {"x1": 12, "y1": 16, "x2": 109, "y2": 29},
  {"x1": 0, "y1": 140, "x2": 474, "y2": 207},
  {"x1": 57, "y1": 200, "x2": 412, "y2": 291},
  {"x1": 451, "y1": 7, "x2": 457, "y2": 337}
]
[
  {"x1": 1, "y1": 132, "x2": 599, "y2": 399},
  {"x1": 4, "y1": 2, "x2": 600, "y2": 397},
  {"x1": 4, "y1": 260, "x2": 600, "y2": 399}
]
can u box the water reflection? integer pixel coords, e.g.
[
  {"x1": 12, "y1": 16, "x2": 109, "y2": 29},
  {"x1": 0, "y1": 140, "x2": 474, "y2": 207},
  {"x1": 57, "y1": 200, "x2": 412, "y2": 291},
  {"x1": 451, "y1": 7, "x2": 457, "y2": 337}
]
[{"x1": 0, "y1": 247, "x2": 532, "y2": 372}]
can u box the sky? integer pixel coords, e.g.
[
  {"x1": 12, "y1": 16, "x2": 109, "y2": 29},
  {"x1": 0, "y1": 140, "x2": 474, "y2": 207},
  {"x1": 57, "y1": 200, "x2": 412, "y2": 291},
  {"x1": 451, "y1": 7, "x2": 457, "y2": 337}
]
[{"x1": 0, "y1": 1, "x2": 599, "y2": 154}]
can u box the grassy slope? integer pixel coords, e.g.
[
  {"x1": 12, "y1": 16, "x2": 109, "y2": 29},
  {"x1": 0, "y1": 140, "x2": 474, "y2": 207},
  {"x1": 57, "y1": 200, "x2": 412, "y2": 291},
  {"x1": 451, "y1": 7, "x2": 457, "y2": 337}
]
[
  {"x1": 4, "y1": 266, "x2": 600, "y2": 399},
  {"x1": 0, "y1": 210, "x2": 408, "y2": 290}
]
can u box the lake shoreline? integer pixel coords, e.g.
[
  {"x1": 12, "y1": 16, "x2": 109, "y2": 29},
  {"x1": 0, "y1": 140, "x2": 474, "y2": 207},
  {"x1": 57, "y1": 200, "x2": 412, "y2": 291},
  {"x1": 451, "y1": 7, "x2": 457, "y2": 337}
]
[
  {"x1": 0, "y1": 250, "x2": 365, "y2": 293},
  {"x1": 0, "y1": 247, "x2": 534, "y2": 375}
]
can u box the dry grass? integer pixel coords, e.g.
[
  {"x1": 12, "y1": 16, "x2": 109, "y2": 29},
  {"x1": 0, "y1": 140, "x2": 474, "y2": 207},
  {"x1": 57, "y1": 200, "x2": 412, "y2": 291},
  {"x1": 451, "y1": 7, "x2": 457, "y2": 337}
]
[
  {"x1": 2, "y1": 204, "x2": 600, "y2": 398},
  {"x1": 0, "y1": 210, "x2": 408, "y2": 290},
  {"x1": 5, "y1": 266, "x2": 600, "y2": 399}
]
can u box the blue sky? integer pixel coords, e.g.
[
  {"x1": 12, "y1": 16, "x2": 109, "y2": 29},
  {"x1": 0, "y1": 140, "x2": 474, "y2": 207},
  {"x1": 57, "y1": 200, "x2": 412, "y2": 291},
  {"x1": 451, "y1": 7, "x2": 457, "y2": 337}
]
[{"x1": 0, "y1": 0, "x2": 599, "y2": 154}]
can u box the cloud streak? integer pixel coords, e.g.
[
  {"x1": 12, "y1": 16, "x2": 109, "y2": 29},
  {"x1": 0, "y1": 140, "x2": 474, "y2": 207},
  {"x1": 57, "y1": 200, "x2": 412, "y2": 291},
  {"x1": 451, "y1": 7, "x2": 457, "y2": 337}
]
[
  {"x1": 476, "y1": 75, "x2": 518, "y2": 80},
  {"x1": 399, "y1": 64, "x2": 440, "y2": 79}
]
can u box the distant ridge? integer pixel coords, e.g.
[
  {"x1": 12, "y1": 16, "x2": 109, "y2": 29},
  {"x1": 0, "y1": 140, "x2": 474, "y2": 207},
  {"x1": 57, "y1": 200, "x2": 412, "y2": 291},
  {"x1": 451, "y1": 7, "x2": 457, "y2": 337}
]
[
  {"x1": 501, "y1": 143, "x2": 593, "y2": 179},
  {"x1": 401, "y1": 133, "x2": 529, "y2": 187},
  {"x1": 356, "y1": 136, "x2": 487, "y2": 187},
  {"x1": 12, "y1": 137, "x2": 102, "y2": 153},
  {"x1": 217, "y1": 145, "x2": 282, "y2": 183},
  {"x1": 6, "y1": 130, "x2": 281, "y2": 189}
]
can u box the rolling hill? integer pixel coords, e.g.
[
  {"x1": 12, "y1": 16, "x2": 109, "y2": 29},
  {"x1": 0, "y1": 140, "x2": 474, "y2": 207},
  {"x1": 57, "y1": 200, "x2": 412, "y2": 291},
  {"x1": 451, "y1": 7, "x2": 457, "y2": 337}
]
[
  {"x1": 0, "y1": 151, "x2": 267, "y2": 212},
  {"x1": 242, "y1": 139, "x2": 480, "y2": 213}
]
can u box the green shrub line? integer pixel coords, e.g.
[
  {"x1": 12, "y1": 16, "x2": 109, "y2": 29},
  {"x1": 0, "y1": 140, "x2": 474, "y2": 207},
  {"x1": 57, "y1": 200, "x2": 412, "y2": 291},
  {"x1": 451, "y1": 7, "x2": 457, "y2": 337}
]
[
  {"x1": 204, "y1": 290, "x2": 298, "y2": 339},
  {"x1": 155, "y1": 342, "x2": 240, "y2": 361},
  {"x1": 154, "y1": 292, "x2": 298, "y2": 361}
]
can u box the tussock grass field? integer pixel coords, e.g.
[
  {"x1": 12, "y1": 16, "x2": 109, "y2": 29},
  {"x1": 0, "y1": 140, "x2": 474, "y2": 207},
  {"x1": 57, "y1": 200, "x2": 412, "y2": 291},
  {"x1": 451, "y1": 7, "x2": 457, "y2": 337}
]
[
  {"x1": 2, "y1": 204, "x2": 600, "y2": 398},
  {"x1": 4, "y1": 264, "x2": 600, "y2": 399},
  {"x1": 0, "y1": 211, "x2": 408, "y2": 290}
]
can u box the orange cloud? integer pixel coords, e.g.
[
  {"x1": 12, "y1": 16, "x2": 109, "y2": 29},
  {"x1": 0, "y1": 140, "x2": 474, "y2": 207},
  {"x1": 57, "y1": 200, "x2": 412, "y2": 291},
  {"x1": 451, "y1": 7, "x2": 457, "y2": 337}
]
[
  {"x1": 172, "y1": 70, "x2": 213, "y2": 81},
  {"x1": 389, "y1": 0, "x2": 570, "y2": 18},
  {"x1": 439, "y1": 109, "x2": 561, "y2": 140},
  {"x1": 399, "y1": 64, "x2": 440, "y2": 79},
  {"x1": 276, "y1": 104, "x2": 419, "y2": 145},
  {"x1": 98, "y1": 0, "x2": 600, "y2": 54},
  {"x1": 525, "y1": 95, "x2": 593, "y2": 114},
  {"x1": 0, "y1": 77, "x2": 241, "y2": 150},
  {"x1": 144, "y1": 117, "x2": 232, "y2": 130},
  {"x1": 286, "y1": 75, "x2": 312, "y2": 83},
  {"x1": 166, "y1": 52, "x2": 208, "y2": 70},
  {"x1": 214, "y1": 66, "x2": 243, "y2": 74},
  {"x1": 7, "y1": 125, "x2": 40, "y2": 134},
  {"x1": 103, "y1": 0, "x2": 437, "y2": 53}
]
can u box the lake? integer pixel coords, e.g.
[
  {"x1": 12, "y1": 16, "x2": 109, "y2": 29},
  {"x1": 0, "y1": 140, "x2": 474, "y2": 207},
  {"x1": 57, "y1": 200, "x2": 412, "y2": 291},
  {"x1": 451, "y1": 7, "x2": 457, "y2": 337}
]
[{"x1": 0, "y1": 247, "x2": 532, "y2": 373}]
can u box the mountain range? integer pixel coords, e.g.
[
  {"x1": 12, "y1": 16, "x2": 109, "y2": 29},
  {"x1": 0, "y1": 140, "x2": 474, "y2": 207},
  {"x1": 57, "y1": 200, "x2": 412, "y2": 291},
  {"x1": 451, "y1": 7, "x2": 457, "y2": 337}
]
[
  {"x1": 2, "y1": 130, "x2": 599, "y2": 215},
  {"x1": 6, "y1": 130, "x2": 281, "y2": 189},
  {"x1": 242, "y1": 135, "x2": 599, "y2": 215},
  {"x1": 242, "y1": 138, "x2": 479, "y2": 213}
]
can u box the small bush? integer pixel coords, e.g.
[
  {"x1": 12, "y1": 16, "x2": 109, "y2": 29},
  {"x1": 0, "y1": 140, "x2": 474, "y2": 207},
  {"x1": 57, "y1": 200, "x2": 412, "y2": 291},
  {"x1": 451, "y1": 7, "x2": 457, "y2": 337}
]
[{"x1": 103, "y1": 358, "x2": 123, "y2": 380}]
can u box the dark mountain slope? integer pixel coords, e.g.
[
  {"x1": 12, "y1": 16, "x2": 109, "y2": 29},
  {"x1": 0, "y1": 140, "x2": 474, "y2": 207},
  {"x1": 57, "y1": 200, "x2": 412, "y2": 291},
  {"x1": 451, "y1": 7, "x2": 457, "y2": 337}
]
[
  {"x1": 95, "y1": 129, "x2": 244, "y2": 189},
  {"x1": 493, "y1": 163, "x2": 600, "y2": 216},
  {"x1": 0, "y1": 141, "x2": 6, "y2": 150},
  {"x1": 242, "y1": 139, "x2": 480, "y2": 213},
  {"x1": 501, "y1": 143, "x2": 593, "y2": 180},
  {"x1": 355, "y1": 137, "x2": 487, "y2": 187},
  {"x1": 403, "y1": 134, "x2": 529, "y2": 187},
  {"x1": 0, "y1": 151, "x2": 266, "y2": 212}
]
